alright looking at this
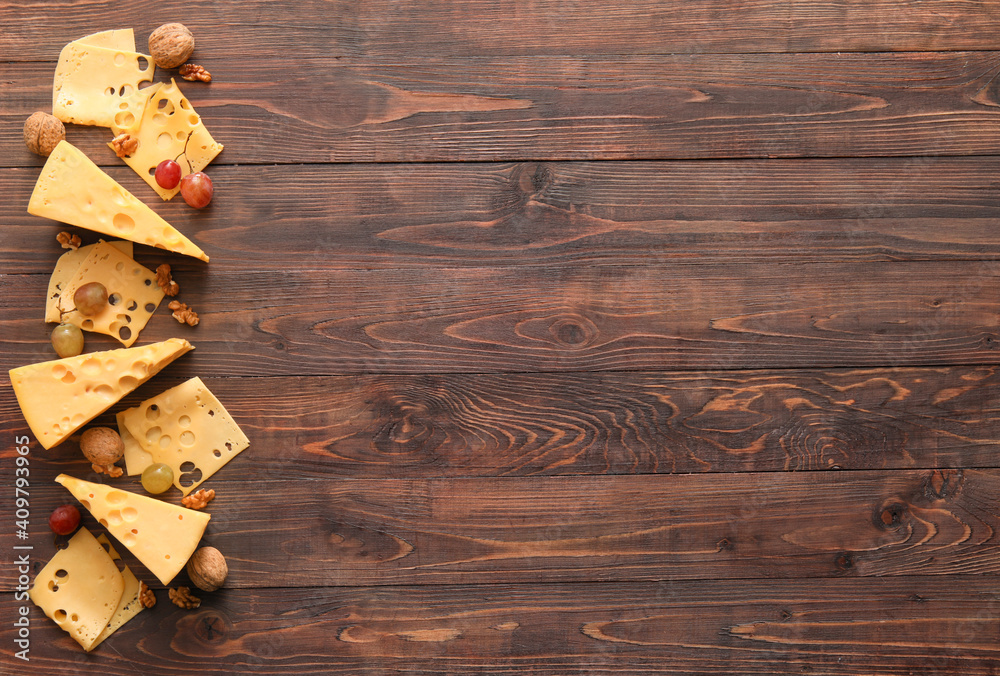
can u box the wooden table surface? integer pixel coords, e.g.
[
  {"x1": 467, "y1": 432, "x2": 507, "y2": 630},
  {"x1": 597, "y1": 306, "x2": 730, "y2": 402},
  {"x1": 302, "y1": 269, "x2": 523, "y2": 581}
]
[{"x1": 4, "y1": 2, "x2": 1000, "y2": 674}]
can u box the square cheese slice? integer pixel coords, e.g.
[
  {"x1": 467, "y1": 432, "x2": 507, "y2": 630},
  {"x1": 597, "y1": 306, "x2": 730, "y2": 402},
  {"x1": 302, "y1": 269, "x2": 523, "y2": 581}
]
[
  {"x1": 53, "y1": 40, "x2": 154, "y2": 127},
  {"x1": 76, "y1": 29, "x2": 136, "y2": 51},
  {"x1": 117, "y1": 407, "x2": 153, "y2": 476},
  {"x1": 56, "y1": 241, "x2": 165, "y2": 347},
  {"x1": 91, "y1": 534, "x2": 145, "y2": 650},
  {"x1": 28, "y1": 141, "x2": 210, "y2": 262},
  {"x1": 8, "y1": 338, "x2": 193, "y2": 449},
  {"x1": 46, "y1": 239, "x2": 133, "y2": 323},
  {"x1": 121, "y1": 377, "x2": 250, "y2": 495},
  {"x1": 56, "y1": 474, "x2": 211, "y2": 585},
  {"x1": 28, "y1": 528, "x2": 125, "y2": 652},
  {"x1": 110, "y1": 78, "x2": 224, "y2": 200}
]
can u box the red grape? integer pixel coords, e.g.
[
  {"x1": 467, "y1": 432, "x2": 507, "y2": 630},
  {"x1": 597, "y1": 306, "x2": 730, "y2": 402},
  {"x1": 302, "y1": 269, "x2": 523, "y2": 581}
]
[
  {"x1": 74, "y1": 281, "x2": 108, "y2": 316},
  {"x1": 180, "y1": 172, "x2": 213, "y2": 208},
  {"x1": 155, "y1": 159, "x2": 182, "y2": 189},
  {"x1": 49, "y1": 504, "x2": 81, "y2": 535}
]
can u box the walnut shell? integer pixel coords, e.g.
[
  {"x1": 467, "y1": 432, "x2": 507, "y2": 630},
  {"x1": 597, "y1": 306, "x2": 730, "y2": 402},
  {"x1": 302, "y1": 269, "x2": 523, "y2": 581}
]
[
  {"x1": 79, "y1": 427, "x2": 124, "y2": 467},
  {"x1": 148, "y1": 23, "x2": 195, "y2": 69},
  {"x1": 186, "y1": 546, "x2": 228, "y2": 592},
  {"x1": 23, "y1": 112, "x2": 65, "y2": 156}
]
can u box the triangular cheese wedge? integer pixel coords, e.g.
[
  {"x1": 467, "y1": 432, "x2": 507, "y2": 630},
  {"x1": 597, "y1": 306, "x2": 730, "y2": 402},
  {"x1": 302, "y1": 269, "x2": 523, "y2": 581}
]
[
  {"x1": 9, "y1": 338, "x2": 193, "y2": 449},
  {"x1": 56, "y1": 475, "x2": 211, "y2": 585},
  {"x1": 28, "y1": 141, "x2": 209, "y2": 262},
  {"x1": 110, "y1": 79, "x2": 224, "y2": 200},
  {"x1": 28, "y1": 528, "x2": 125, "y2": 652},
  {"x1": 91, "y1": 534, "x2": 145, "y2": 649},
  {"x1": 121, "y1": 377, "x2": 250, "y2": 494},
  {"x1": 46, "y1": 239, "x2": 133, "y2": 323}
]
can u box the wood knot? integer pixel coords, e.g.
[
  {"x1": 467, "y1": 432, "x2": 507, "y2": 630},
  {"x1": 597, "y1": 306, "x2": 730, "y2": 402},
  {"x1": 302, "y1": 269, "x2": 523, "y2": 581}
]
[
  {"x1": 834, "y1": 552, "x2": 854, "y2": 572},
  {"x1": 549, "y1": 314, "x2": 597, "y2": 348},
  {"x1": 874, "y1": 500, "x2": 907, "y2": 530}
]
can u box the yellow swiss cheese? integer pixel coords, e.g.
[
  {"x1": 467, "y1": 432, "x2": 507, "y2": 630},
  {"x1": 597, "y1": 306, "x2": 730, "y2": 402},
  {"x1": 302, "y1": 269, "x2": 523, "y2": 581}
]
[
  {"x1": 121, "y1": 377, "x2": 250, "y2": 494},
  {"x1": 53, "y1": 37, "x2": 154, "y2": 127},
  {"x1": 91, "y1": 534, "x2": 145, "y2": 649},
  {"x1": 28, "y1": 528, "x2": 125, "y2": 652},
  {"x1": 111, "y1": 79, "x2": 224, "y2": 200},
  {"x1": 28, "y1": 141, "x2": 209, "y2": 262},
  {"x1": 118, "y1": 407, "x2": 153, "y2": 476},
  {"x1": 46, "y1": 239, "x2": 133, "y2": 323},
  {"x1": 56, "y1": 241, "x2": 165, "y2": 347},
  {"x1": 74, "y1": 29, "x2": 136, "y2": 51},
  {"x1": 56, "y1": 475, "x2": 211, "y2": 585},
  {"x1": 8, "y1": 338, "x2": 193, "y2": 449}
]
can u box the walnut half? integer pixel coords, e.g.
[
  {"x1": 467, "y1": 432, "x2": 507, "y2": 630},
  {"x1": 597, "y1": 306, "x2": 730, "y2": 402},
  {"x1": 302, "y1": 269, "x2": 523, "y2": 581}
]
[
  {"x1": 168, "y1": 301, "x2": 199, "y2": 326},
  {"x1": 57, "y1": 231, "x2": 81, "y2": 250},
  {"x1": 179, "y1": 63, "x2": 212, "y2": 83},
  {"x1": 110, "y1": 133, "x2": 138, "y2": 158},
  {"x1": 169, "y1": 586, "x2": 201, "y2": 609},
  {"x1": 155, "y1": 263, "x2": 180, "y2": 296},
  {"x1": 139, "y1": 581, "x2": 156, "y2": 608},
  {"x1": 181, "y1": 488, "x2": 215, "y2": 510}
]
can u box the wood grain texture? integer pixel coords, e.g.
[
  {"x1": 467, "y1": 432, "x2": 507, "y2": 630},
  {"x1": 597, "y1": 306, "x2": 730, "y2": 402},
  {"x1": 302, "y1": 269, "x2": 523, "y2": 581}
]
[
  {"x1": 5, "y1": 0, "x2": 1000, "y2": 59},
  {"x1": 6, "y1": 51, "x2": 1000, "y2": 163},
  {"x1": 4, "y1": 157, "x2": 1000, "y2": 273},
  {"x1": 0, "y1": 470, "x2": 993, "y2": 587},
  {"x1": 5, "y1": 260, "x2": 1000, "y2": 375},
  {"x1": 3, "y1": 578, "x2": 1000, "y2": 675},
  {"x1": 3, "y1": 367, "x2": 999, "y2": 479}
]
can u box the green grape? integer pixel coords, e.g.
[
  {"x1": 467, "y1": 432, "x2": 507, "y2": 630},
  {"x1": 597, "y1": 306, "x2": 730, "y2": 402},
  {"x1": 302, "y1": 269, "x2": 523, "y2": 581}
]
[
  {"x1": 141, "y1": 463, "x2": 174, "y2": 494},
  {"x1": 74, "y1": 281, "x2": 108, "y2": 316},
  {"x1": 50, "y1": 322, "x2": 84, "y2": 358}
]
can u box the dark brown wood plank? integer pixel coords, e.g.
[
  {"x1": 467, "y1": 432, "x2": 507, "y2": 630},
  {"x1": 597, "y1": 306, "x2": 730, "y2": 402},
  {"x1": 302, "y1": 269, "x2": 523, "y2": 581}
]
[
  {"x1": 6, "y1": 51, "x2": 1000, "y2": 163},
  {"x1": 0, "y1": 470, "x2": 994, "y2": 587},
  {"x1": 4, "y1": 157, "x2": 1000, "y2": 273},
  {"x1": 5, "y1": 0, "x2": 1000, "y2": 59},
  {"x1": 3, "y1": 578, "x2": 1000, "y2": 674},
  {"x1": 3, "y1": 367, "x2": 999, "y2": 479},
  {"x1": 5, "y1": 259, "x2": 1000, "y2": 375}
]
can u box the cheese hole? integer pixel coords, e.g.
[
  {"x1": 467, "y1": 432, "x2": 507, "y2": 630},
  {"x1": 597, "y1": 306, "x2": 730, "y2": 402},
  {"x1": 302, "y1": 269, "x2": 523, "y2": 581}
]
[
  {"x1": 159, "y1": 434, "x2": 172, "y2": 449},
  {"x1": 119, "y1": 375, "x2": 139, "y2": 390},
  {"x1": 94, "y1": 384, "x2": 115, "y2": 400},
  {"x1": 122, "y1": 507, "x2": 138, "y2": 522},
  {"x1": 176, "y1": 130, "x2": 187, "y2": 141},
  {"x1": 152, "y1": 112, "x2": 168, "y2": 125},
  {"x1": 114, "y1": 111, "x2": 135, "y2": 128},
  {"x1": 99, "y1": 518, "x2": 108, "y2": 527},
  {"x1": 165, "y1": 554, "x2": 171, "y2": 559},
  {"x1": 106, "y1": 491, "x2": 127, "y2": 505},
  {"x1": 113, "y1": 53, "x2": 126, "y2": 66},
  {"x1": 162, "y1": 227, "x2": 181, "y2": 245},
  {"x1": 71, "y1": 614, "x2": 79, "y2": 623},
  {"x1": 81, "y1": 358, "x2": 101, "y2": 376},
  {"x1": 119, "y1": 84, "x2": 133, "y2": 97},
  {"x1": 148, "y1": 166, "x2": 157, "y2": 176},
  {"x1": 105, "y1": 86, "x2": 115, "y2": 96},
  {"x1": 119, "y1": 101, "x2": 129, "y2": 110},
  {"x1": 123, "y1": 532, "x2": 137, "y2": 547},
  {"x1": 146, "y1": 404, "x2": 160, "y2": 420},
  {"x1": 213, "y1": 449, "x2": 222, "y2": 458},
  {"x1": 180, "y1": 431, "x2": 196, "y2": 447},
  {"x1": 145, "y1": 302, "x2": 156, "y2": 313},
  {"x1": 145, "y1": 426, "x2": 162, "y2": 445},
  {"x1": 55, "y1": 569, "x2": 68, "y2": 579},
  {"x1": 157, "y1": 132, "x2": 173, "y2": 149},
  {"x1": 189, "y1": 114, "x2": 200, "y2": 126},
  {"x1": 179, "y1": 99, "x2": 191, "y2": 110},
  {"x1": 54, "y1": 609, "x2": 67, "y2": 622},
  {"x1": 81, "y1": 319, "x2": 94, "y2": 330},
  {"x1": 115, "y1": 262, "x2": 125, "y2": 272},
  {"x1": 108, "y1": 292, "x2": 121, "y2": 306},
  {"x1": 112, "y1": 212, "x2": 135, "y2": 234},
  {"x1": 48, "y1": 581, "x2": 58, "y2": 592},
  {"x1": 179, "y1": 463, "x2": 202, "y2": 487},
  {"x1": 80, "y1": 500, "x2": 90, "y2": 511},
  {"x1": 52, "y1": 364, "x2": 67, "y2": 379},
  {"x1": 208, "y1": 410, "x2": 215, "y2": 417},
  {"x1": 132, "y1": 360, "x2": 150, "y2": 377},
  {"x1": 107, "y1": 510, "x2": 123, "y2": 526},
  {"x1": 127, "y1": 300, "x2": 138, "y2": 311},
  {"x1": 119, "y1": 326, "x2": 132, "y2": 342},
  {"x1": 72, "y1": 413, "x2": 84, "y2": 426},
  {"x1": 178, "y1": 415, "x2": 192, "y2": 428},
  {"x1": 59, "y1": 416, "x2": 72, "y2": 431}
]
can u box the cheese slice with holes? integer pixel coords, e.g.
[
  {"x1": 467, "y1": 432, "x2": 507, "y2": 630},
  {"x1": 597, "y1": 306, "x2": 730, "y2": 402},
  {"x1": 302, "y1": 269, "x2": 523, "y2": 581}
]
[
  {"x1": 91, "y1": 534, "x2": 144, "y2": 649},
  {"x1": 75, "y1": 29, "x2": 136, "y2": 51},
  {"x1": 55, "y1": 474, "x2": 211, "y2": 585},
  {"x1": 117, "y1": 407, "x2": 153, "y2": 476},
  {"x1": 53, "y1": 40, "x2": 154, "y2": 127},
  {"x1": 8, "y1": 338, "x2": 193, "y2": 449},
  {"x1": 46, "y1": 239, "x2": 133, "y2": 323},
  {"x1": 110, "y1": 78, "x2": 224, "y2": 200},
  {"x1": 28, "y1": 141, "x2": 209, "y2": 262},
  {"x1": 56, "y1": 241, "x2": 164, "y2": 346},
  {"x1": 28, "y1": 528, "x2": 125, "y2": 652},
  {"x1": 121, "y1": 377, "x2": 249, "y2": 495}
]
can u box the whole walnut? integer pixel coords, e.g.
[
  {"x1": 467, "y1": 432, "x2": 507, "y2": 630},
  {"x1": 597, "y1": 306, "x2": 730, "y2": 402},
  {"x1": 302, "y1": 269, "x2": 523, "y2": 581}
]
[
  {"x1": 186, "y1": 546, "x2": 228, "y2": 592},
  {"x1": 23, "y1": 112, "x2": 65, "y2": 156},
  {"x1": 148, "y1": 23, "x2": 195, "y2": 69},
  {"x1": 80, "y1": 427, "x2": 124, "y2": 477}
]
